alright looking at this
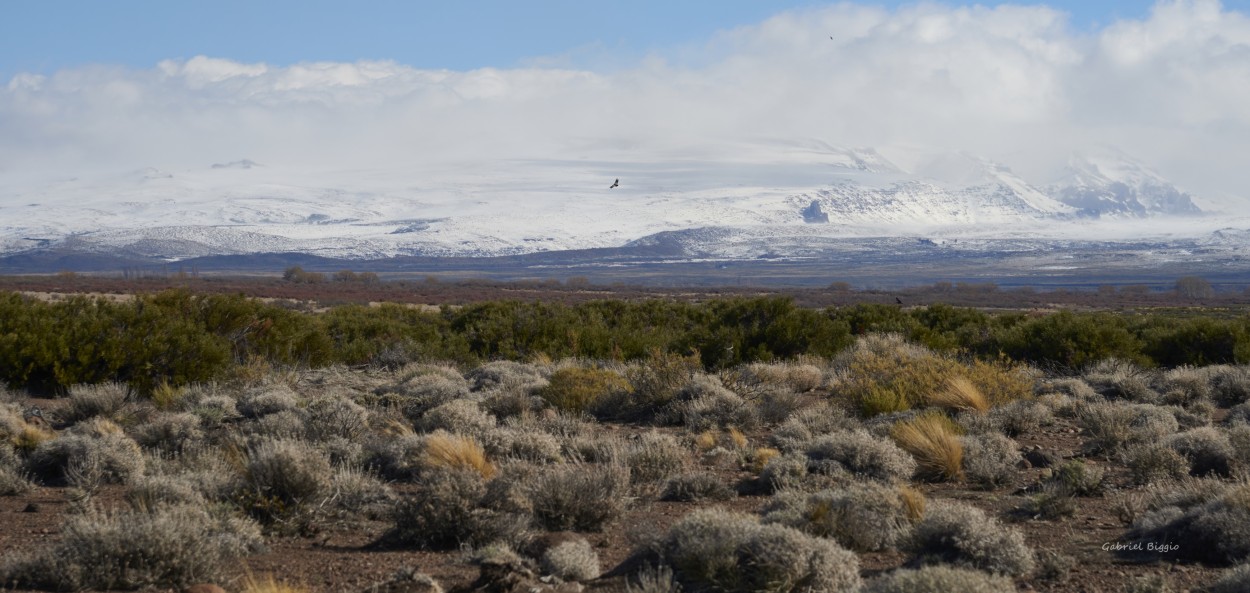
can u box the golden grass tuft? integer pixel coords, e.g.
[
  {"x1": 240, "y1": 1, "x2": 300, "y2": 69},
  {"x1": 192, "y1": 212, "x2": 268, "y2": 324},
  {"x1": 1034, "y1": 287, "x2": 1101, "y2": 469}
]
[
  {"x1": 149, "y1": 381, "x2": 184, "y2": 410},
  {"x1": 891, "y1": 412, "x2": 965, "y2": 482},
  {"x1": 241, "y1": 571, "x2": 310, "y2": 593},
  {"x1": 694, "y1": 431, "x2": 718, "y2": 452},
  {"x1": 727, "y1": 427, "x2": 749, "y2": 449},
  {"x1": 898, "y1": 485, "x2": 928, "y2": 521},
  {"x1": 749, "y1": 447, "x2": 781, "y2": 474},
  {"x1": 422, "y1": 432, "x2": 496, "y2": 479},
  {"x1": 12, "y1": 423, "x2": 55, "y2": 452},
  {"x1": 926, "y1": 376, "x2": 990, "y2": 413}
]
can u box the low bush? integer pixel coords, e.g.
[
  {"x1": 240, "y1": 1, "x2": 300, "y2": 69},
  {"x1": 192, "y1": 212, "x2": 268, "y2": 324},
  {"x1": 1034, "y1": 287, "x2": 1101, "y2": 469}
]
[
  {"x1": 1050, "y1": 459, "x2": 1106, "y2": 497},
  {"x1": 865, "y1": 566, "x2": 1017, "y2": 593},
  {"x1": 130, "y1": 411, "x2": 203, "y2": 453},
  {"x1": 541, "y1": 367, "x2": 630, "y2": 414},
  {"x1": 524, "y1": 463, "x2": 629, "y2": 531},
  {"x1": 387, "y1": 468, "x2": 527, "y2": 550},
  {"x1": 236, "y1": 384, "x2": 300, "y2": 419},
  {"x1": 1211, "y1": 563, "x2": 1250, "y2": 593},
  {"x1": 1162, "y1": 426, "x2": 1235, "y2": 477},
  {"x1": 662, "y1": 472, "x2": 736, "y2": 502},
  {"x1": 421, "y1": 431, "x2": 496, "y2": 479},
  {"x1": 1124, "y1": 444, "x2": 1190, "y2": 485},
  {"x1": 414, "y1": 399, "x2": 496, "y2": 436},
  {"x1": 0, "y1": 504, "x2": 263, "y2": 590},
  {"x1": 540, "y1": 538, "x2": 601, "y2": 582},
  {"x1": 1079, "y1": 401, "x2": 1179, "y2": 453},
  {"x1": 1126, "y1": 480, "x2": 1250, "y2": 564},
  {"x1": 656, "y1": 508, "x2": 861, "y2": 593},
  {"x1": 803, "y1": 430, "x2": 916, "y2": 483},
  {"x1": 626, "y1": 432, "x2": 688, "y2": 484},
  {"x1": 760, "y1": 481, "x2": 919, "y2": 551},
  {"x1": 65, "y1": 382, "x2": 131, "y2": 422},
  {"x1": 961, "y1": 433, "x2": 1021, "y2": 489},
  {"x1": 26, "y1": 424, "x2": 144, "y2": 486},
  {"x1": 904, "y1": 502, "x2": 1035, "y2": 576}
]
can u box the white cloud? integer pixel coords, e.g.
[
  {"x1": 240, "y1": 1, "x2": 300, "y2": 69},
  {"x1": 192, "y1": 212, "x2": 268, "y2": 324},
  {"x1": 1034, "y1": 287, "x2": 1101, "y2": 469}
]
[{"x1": 2, "y1": 0, "x2": 1249, "y2": 203}]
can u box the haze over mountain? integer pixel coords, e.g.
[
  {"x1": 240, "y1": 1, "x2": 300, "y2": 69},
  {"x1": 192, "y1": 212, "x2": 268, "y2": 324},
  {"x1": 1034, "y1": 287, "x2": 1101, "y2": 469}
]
[{"x1": 3, "y1": 1, "x2": 1250, "y2": 280}]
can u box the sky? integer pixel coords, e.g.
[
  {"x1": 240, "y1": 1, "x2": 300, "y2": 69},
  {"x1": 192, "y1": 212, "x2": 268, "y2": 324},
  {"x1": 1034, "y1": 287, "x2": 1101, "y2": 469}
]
[{"x1": 4, "y1": 1, "x2": 1250, "y2": 203}]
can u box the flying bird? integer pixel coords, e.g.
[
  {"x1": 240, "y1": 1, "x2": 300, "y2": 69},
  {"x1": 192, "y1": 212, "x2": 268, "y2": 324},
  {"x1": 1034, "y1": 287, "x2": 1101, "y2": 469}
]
[
  {"x1": 895, "y1": 297, "x2": 904, "y2": 305},
  {"x1": 609, "y1": 179, "x2": 619, "y2": 189}
]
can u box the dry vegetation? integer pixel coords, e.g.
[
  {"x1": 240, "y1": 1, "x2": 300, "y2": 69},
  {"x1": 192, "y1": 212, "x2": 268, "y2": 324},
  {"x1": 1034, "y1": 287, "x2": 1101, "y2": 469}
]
[{"x1": 2, "y1": 331, "x2": 1250, "y2": 592}]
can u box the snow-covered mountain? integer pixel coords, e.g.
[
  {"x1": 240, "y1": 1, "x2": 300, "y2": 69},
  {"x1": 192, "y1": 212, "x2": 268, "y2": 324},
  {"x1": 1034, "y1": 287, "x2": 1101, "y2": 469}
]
[
  {"x1": 0, "y1": 143, "x2": 1232, "y2": 268},
  {"x1": 1047, "y1": 148, "x2": 1202, "y2": 217}
]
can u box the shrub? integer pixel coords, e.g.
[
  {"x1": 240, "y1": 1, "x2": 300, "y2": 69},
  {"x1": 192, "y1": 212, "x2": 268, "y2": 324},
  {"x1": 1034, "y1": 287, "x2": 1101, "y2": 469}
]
[
  {"x1": 1050, "y1": 459, "x2": 1106, "y2": 496},
  {"x1": 65, "y1": 382, "x2": 131, "y2": 421},
  {"x1": 467, "y1": 361, "x2": 547, "y2": 392},
  {"x1": 1124, "y1": 444, "x2": 1190, "y2": 485},
  {"x1": 414, "y1": 399, "x2": 496, "y2": 436},
  {"x1": 541, "y1": 367, "x2": 630, "y2": 414},
  {"x1": 394, "y1": 374, "x2": 471, "y2": 419},
  {"x1": 760, "y1": 481, "x2": 917, "y2": 551},
  {"x1": 662, "y1": 472, "x2": 736, "y2": 502},
  {"x1": 524, "y1": 463, "x2": 629, "y2": 531},
  {"x1": 770, "y1": 404, "x2": 859, "y2": 452},
  {"x1": 387, "y1": 468, "x2": 527, "y2": 550},
  {"x1": 626, "y1": 350, "x2": 702, "y2": 412},
  {"x1": 1211, "y1": 563, "x2": 1250, "y2": 593},
  {"x1": 540, "y1": 538, "x2": 601, "y2": 581},
  {"x1": 130, "y1": 411, "x2": 203, "y2": 453},
  {"x1": 1126, "y1": 480, "x2": 1250, "y2": 564},
  {"x1": 1018, "y1": 482, "x2": 1077, "y2": 520},
  {"x1": 1162, "y1": 427, "x2": 1235, "y2": 477},
  {"x1": 236, "y1": 384, "x2": 299, "y2": 418},
  {"x1": 422, "y1": 431, "x2": 496, "y2": 479},
  {"x1": 492, "y1": 428, "x2": 563, "y2": 463},
  {"x1": 904, "y1": 502, "x2": 1035, "y2": 576},
  {"x1": 668, "y1": 377, "x2": 759, "y2": 430},
  {"x1": 985, "y1": 400, "x2": 1052, "y2": 437},
  {"x1": 1084, "y1": 359, "x2": 1161, "y2": 404},
  {"x1": 657, "y1": 508, "x2": 861, "y2": 593},
  {"x1": 126, "y1": 474, "x2": 208, "y2": 510},
  {"x1": 803, "y1": 430, "x2": 916, "y2": 483},
  {"x1": 239, "y1": 439, "x2": 333, "y2": 516},
  {"x1": 865, "y1": 566, "x2": 1017, "y2": 593},
  {"x1": 1079, "y1": 401, "x2": 1178, "y2": 453},
  {"x1": 627, "y1": 563, "x2": 681, "y2": 593},
  {"x1": 0, "y1": 504, "x2": 263, "y2": 590},
  {"x1": 27, "y1": 427, "x2": 144, "y2": 486},
  {"x1": 626, "y1": 432, "x2": 689, "y2": 484},
  {"x1": 305, "y1": 396, "x2": 370, "y2": 442},
  {"x1": 1210, "y1": 366, "x2": 1250, "y2": 406},
  {"x1": 961, "y1": 433, "x2": 1021, "y2": 490},
  {"x1": 891, "y1": 413, "x2": 964, "y2": 482}
]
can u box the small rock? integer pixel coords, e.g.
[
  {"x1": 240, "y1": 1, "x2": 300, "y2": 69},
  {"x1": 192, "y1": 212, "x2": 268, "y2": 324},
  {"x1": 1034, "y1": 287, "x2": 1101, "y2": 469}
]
[
  {"x1": 1039, "y1": 468, "x2": 1054, "y2": 480},
  {"x1": 21, "y1": 503, "x2": 40, "y2": 513}
]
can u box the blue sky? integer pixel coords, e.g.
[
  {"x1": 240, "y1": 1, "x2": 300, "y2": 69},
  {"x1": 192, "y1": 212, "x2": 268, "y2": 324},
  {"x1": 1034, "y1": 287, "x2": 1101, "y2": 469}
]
[{"x1": 0, "y1": 1, "x2": 1222, "y2": 80}]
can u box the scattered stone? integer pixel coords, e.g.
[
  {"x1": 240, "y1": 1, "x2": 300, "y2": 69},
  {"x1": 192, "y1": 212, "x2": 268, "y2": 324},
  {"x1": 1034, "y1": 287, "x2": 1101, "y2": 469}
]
[{"x1": 21, "y1": 503, "x2": 40, "y2": 513}]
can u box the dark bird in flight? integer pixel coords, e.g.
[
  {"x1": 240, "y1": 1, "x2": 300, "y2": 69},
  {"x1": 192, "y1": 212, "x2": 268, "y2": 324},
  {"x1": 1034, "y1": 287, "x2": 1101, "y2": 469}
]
[
  {"x1": 895, "y1": 297, "x2": 904, "y2": 305},
  {"x1": 609, "y1": 179, "x2": 619, "y2": 189}
]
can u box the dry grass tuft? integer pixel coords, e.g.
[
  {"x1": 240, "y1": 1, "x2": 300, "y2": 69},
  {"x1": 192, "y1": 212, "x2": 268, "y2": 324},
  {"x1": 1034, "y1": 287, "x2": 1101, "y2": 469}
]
[
  {"x1": 927, "y1": 376, "x2": 989, "y2": 413},
  {"x1": 422, "y1": 432, "x2": 495, "y2": 479},
  {"x1": 241, "y1": 572, "x2": 311, "y2": 593},
  {"x1": 898, "y1": 485, "x2": 927, "y2": 521},
  {"x1": 892, "y1": 413, "x2": 965, "y2": 482}
]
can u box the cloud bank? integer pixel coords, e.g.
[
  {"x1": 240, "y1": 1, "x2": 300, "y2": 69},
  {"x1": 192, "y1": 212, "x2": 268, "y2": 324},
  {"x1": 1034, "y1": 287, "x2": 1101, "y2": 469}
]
[{"x1": 2, "y1": 1, "x2": 1249, "y2": 204}]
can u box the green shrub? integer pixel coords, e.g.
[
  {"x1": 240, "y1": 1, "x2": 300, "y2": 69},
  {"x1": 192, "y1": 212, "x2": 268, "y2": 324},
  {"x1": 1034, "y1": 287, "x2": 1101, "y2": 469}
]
[{"x1": 541, "y1": 367, "x2": 630, "y2": 414}]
